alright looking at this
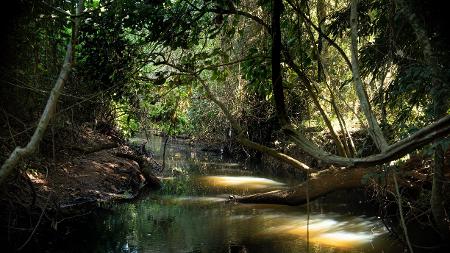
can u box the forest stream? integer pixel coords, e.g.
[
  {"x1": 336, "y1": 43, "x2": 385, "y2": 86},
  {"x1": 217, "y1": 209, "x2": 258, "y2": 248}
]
[
  {"x1": 1, "y1": 1, "x2": 449, "y2": 251},
  {"x1": 54, "y1": 135, "x2": 402, "y2": 253}
]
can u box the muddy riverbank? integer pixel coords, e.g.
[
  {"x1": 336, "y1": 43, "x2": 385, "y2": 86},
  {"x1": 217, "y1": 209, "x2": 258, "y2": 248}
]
[{"x1": 0, "y1": 125, "x2": 161, "y2": 251}]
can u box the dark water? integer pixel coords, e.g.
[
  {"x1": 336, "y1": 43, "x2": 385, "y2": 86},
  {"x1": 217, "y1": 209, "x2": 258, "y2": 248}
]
[{"x1": 65, "y1": 136, "x2": 402, "y2": 253}]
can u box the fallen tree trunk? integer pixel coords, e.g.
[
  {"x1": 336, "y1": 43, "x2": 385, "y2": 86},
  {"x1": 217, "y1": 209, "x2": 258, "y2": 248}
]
[{"x1": 233, "y1": 167, "x2": 375, "y2": 205}]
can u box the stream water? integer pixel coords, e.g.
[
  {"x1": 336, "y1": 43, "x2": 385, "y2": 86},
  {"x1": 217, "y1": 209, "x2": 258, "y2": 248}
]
[{"x1": 63, "y1": 135, "x2": 402, "y2": 253}]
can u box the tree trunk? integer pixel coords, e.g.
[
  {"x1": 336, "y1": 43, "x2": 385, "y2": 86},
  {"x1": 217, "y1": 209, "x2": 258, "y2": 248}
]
[
  {"x1": 305, "y1": 82, "x2": 348, "y2": 157},
  {"x1": 284, "y1": 116, "x2": 450, "y2": 167},
  {"x1": 234, "y1": 167, "x2": 373, "y2": 205},
  {"x1": 271, "y1": 0, "x2": 289, "y2": 126},
  {"x1": 316, "y1": 0, "x2": 326, "y2": 82},
  {"x1": 0, "y1": 0, "x2": 84, "y2": 186},
  {"x1": 396, "y1": 0, "x2": 450, "y2": 239},
  {"x1": 350, "y1": 0, "x2": 389, "y2": 152}
]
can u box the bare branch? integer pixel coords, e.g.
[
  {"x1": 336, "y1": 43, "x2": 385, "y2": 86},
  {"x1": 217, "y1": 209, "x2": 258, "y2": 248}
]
[
  {"x1": 196, "y1": 76, "x2": 311, "y2": 173},
  {"x1": 0, "y1": 0, "x2": 84, "y2": 186},
  {"x1": 207, "y1": 7, "x2": 270, "y2": 32},
  {"x1": 284, "y1": 0, "x2": 352, "y2": 69}
]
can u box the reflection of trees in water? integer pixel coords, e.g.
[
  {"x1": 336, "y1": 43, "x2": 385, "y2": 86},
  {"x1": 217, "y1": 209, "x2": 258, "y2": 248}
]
[
  {"x1": 64, "y1": 184, "x2": 397, "y2": 253},
  {"x1": 64, "y1": 136, "x2": 400, "y2": 253}
]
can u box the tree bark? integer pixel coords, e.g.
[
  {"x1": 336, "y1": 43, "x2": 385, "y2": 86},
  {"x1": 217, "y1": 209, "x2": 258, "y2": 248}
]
[
  {"x1": 301, "y1": 16, "x2": 349, "y2": 157},
  {"x1": 350, "y1": 0, "x2": 389, "y2": 152},
  {"x1": 396, "y1": 0, "x2": 450, "y2": 239},
  {"x1": 271, "y1": 0, "x2": 289, "y2": 125},
  {"x1": 284, "y1": 115, "x2": 450, "y2": 167},
  {"x1": 234, "y1": 167, "x2": 373, "y2": 205},
  {"x1": 0, "y1": 0, "x2": 84, "y2": 186}
]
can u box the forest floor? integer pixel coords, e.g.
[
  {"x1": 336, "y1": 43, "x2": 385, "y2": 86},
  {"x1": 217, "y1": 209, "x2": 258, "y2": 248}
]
[
  {"x1": 0, "y1": 124, "x2": 161, "y2": 251},
  {"x1": 25, "y1": 146, "x2": 146, "y2": 208},
  {"x1": 19, "y1": 125, "x2": 157, "y2": 208}
]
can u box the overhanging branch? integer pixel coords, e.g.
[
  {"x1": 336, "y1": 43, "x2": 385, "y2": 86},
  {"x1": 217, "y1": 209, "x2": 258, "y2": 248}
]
[{"x1": 0, "y1": 0, "x2": 84, "y2": 186}]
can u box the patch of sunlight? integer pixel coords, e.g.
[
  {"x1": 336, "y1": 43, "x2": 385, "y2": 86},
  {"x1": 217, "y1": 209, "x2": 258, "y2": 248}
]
[
  {"x1": 201, "y1": 162, "x2": 241, "y2": 167},
  {"x1": 389, "y1": 154, "x2": 410, "y2": 166},
  {"x1": 259, "y1": 215, "x2": 385, "y2": 249},
  {"x1": 200, "y1": 176, "x2": 285, "y2": 190},
  {"x1": 265, "y1": 218, "x2": 338, "y2": 237},
  {"x1": 159, "y1": 176, "x2": 175, "y2": 180},
  {"x1": 311, "y1": 231, "x2": 376, "y2": 248},
  {"x1": 170, "y1": 196, "x2": 226, "y2": 204},
  {"x1": 26, "y1": 171, "x2": 48, "y2": 185},
  {"x1": 289, "y1": 219, "x2": 338, "y2": 235}
]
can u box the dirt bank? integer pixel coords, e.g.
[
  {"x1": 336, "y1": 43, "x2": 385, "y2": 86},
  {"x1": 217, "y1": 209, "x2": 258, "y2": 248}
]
[{"x1": 0, "y1": 124, "x2": 161, "y2": 251}]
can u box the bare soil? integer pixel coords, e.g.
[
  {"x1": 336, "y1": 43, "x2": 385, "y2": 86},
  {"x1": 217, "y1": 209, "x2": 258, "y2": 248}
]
[{"x1": 0, "y1": 124, "x2": 158, "y2": 251}]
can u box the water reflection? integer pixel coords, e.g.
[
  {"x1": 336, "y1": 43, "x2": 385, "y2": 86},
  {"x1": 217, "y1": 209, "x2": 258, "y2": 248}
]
[
  {"x1": 168, "y1": 196, "x2": 227, "y2": 204},
  {"x1": 89, "y1": 197, "x2": 393, "y2": 253},
  {"x1": 75, "y1": 136, "x2": 402, "y2": 253},
  {"x1": 259, "y1": 214, "x2": 385, "y2": 248},
  {"x1": 199, "y1": 176, "x2": 285, "y2": 190}
]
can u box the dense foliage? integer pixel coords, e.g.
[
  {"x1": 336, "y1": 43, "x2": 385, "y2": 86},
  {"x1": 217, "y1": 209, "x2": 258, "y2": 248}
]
[{"x1": 1, "y1": 0, "x2": 449, "y2": 250}]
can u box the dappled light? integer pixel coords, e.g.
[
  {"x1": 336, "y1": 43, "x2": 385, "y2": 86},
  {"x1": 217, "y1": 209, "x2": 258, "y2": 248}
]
[
  {"x1": 168, "y1": 196, "x2": 227, "y2": 204},
  {"x1": 311, "y1": 231, "x2": 376, "y2": 248},
  {"x1": 1, "y1": 0, "x2": 449, "y2": 251},
  {"x1": 260, "y1": 215, "x2": 385, "y2": 248},
  {"x1": 199, "y1": 176, "x2": 286, "y2": 190}
]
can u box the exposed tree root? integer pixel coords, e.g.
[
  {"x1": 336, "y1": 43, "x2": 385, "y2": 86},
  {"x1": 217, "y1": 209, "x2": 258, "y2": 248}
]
[{"x1": 114, "y1": 152, "x2": 161, "y2": 189}]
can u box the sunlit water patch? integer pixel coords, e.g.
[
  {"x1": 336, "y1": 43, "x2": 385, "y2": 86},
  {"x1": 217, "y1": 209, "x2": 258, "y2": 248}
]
[
  {"x1": 60, "y1": 136, "x2": 401, "y2": 253},
  {"x1": 166, "y1": 196, "x2": 227, "y2": 204},
  {"x1": 258, "y1": 214, "x2": 386, "y2": 248},
  {"x1": 199, "y1": 175, "x2": 286, "y2": 191}
]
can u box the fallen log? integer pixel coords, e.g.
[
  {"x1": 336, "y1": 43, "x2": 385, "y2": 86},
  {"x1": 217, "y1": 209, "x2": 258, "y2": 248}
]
[{"x1": 233, "y1": 167, "x2": 376, "y2": 205}]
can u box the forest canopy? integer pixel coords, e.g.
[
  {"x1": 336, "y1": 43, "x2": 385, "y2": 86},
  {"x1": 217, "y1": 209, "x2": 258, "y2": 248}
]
[{"x1": 1, "y1": 0, "x2": 449, "y2": 250}]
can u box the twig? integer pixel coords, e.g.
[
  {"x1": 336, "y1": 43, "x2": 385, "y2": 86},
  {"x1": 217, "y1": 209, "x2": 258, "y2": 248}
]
[
  {"x1": 306, "y1": 170, "x2": 310, "y2": 253},
  {"x1": 3, "y1": 111, "x2": 17, "y2": 147},
  {"x1": 0, "y1": 0, "x2": 84, "y2": 186},
  {"x1": 23, "y1": 172, "x2": 37, "y2": 208},
  {"x1": 17, "y1": 193, "x2": 51, "y2": 251},
  {"x1": 392, "y1": 169, "x2": 414, "y2": 253}
]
